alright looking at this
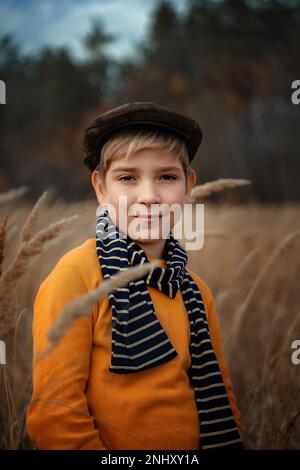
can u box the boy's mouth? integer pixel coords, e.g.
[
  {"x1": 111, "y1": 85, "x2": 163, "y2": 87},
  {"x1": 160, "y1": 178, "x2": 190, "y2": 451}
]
[{"x1": 134, "y1": 214, "x2": 162, "y2": 218}]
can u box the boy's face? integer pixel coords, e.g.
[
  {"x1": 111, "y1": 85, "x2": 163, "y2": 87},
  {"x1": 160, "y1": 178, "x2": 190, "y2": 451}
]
[{"x1": 91, "y1": 148, "x2": 196, "y2": 259}]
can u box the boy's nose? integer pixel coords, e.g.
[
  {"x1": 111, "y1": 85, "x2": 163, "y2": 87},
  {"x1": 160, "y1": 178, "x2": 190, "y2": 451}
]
[{"x1": 136, "y1": 181, "x2": 160, "y2": 204}]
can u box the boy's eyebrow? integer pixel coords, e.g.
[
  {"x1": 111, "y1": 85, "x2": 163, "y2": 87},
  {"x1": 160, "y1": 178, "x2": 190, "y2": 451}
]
[{"x1": 111, "y1": 165, "x2": 183, "y2": 173}]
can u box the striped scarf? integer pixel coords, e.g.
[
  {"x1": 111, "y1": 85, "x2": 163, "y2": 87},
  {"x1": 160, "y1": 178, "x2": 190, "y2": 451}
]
[{"x1": 96, "y1": 207, "x2": 243, "y2": 450}]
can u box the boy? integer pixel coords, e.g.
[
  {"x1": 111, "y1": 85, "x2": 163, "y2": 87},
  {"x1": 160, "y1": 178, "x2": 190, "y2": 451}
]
[{"x1": 26, "y1": 102, "x2": 243, "y2": 450}]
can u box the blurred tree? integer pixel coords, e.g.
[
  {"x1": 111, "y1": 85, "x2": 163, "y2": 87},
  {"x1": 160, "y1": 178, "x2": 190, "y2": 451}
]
[
  {"x1": 0, "y1": 18, "x2": 117, "y2": 199},
  {"x1": 1, "y1": 0, "x2": 300, "y2": 202},
  {"x1": 116, "y1": 0, "x2": 300, "y2": 202},
  {"x1": 82, "y1": 16, "x2": 117, "y2": 98}
]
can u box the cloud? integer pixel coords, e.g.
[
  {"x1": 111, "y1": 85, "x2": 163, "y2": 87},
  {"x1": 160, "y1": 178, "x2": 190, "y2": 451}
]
[
  {"x1": 0, "y1": 0, "x2": 187, "y2": 61},
  {"x1": 42, "y1": 0, "x2": 154, "y2": 60}
]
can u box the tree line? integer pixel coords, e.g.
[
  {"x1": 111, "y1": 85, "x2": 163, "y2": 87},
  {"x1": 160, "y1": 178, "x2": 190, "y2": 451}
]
[{"x1": 0, "y1": 0, "x2": 299, "y2": 203}]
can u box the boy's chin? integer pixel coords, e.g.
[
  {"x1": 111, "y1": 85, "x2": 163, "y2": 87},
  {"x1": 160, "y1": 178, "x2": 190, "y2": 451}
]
[
  {"x1": 132, "y1": 236, "x2": 163, "y2": 244},
  {"x1": 126, "y1": 227, "x2": 171, "y2": 242}
]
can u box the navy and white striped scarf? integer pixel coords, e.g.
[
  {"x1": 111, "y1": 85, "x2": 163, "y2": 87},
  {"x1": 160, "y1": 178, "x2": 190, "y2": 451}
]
[{"x1": 96, "y1": 207, "x2": 243, "y2": 450}]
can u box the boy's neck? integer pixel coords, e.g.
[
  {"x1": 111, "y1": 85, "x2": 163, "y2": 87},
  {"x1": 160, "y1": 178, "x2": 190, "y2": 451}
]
[{"x1": 136, "y1": 238, "x2": 167, "y2": 261}]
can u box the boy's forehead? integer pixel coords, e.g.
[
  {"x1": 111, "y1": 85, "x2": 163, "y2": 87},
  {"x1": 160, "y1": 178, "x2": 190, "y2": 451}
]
[{"x1": 109, "y1": 149, "x2": 182, "y2": 171}]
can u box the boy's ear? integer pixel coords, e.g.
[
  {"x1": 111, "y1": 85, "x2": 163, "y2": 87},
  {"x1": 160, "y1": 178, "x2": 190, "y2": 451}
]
[
  {"x1": 184, "y1": 169, "x2": 196, "y2": 203},
  {"x1": 91, "y1": 170, "x2": 107, "y2": 204}
]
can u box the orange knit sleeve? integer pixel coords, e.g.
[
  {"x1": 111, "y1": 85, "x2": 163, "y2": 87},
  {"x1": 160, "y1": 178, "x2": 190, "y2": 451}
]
[
  {"x1": 187, "y1": 270, "x2": 243, "y2": 438},
  {"x1": 26, "y1": 258, "x2": 107, "y2": 450}
]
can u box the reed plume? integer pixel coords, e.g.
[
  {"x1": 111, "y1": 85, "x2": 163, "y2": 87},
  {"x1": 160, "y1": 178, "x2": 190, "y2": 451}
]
[
  {"x1": 38, "y1": 262, "x2": 157, "y2": 360},
  {"x1": 20, "y1": 191, "x2": 48, "y2": 243},
  {"x1": 0, "y1": 214, "x2": 78, "y2": 338},
  {"x1": 0, "y1": 187, "x2": 28, "y2": 205},
  {"x1": 190, "y1": 178, "x2": 251, "y2": 202}
]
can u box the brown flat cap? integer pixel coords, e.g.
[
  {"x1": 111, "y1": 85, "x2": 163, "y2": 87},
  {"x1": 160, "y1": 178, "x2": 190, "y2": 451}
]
[{"x1": 83, "y1": 101, "x2": 203, "y2": 172}]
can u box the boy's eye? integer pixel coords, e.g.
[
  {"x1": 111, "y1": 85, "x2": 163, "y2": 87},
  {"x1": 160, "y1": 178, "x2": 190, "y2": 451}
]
[
  {"x1": 119, "y1": 175, "x2": 134, "y2": 182},
  {"x1": 118, "y1": 174, "x2": 178, "y2": 182},
  {"x1": 161, "y1": 175, "x2": 177, "y2": 181}
]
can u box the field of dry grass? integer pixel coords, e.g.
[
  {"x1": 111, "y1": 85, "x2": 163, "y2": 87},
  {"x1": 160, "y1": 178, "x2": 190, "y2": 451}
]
[{"x1": 0, "y1": 186, "x2": 300, "y2": 450}]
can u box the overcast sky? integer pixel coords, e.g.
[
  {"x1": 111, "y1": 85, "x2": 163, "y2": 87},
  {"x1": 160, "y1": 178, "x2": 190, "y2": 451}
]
[{"x1": 0, "y1": 0, "x2": 188, "y2": 61}]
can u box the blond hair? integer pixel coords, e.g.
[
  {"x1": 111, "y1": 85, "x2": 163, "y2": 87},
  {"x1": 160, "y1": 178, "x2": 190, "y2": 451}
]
[{"x1": 95, "y1": 125, "x2": 192, "y2": 186}]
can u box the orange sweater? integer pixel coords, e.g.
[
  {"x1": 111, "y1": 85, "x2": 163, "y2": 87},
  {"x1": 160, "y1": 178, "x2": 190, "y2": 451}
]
[{"x1": 26, "y1": 238, "x2": 242, "y2": 450}]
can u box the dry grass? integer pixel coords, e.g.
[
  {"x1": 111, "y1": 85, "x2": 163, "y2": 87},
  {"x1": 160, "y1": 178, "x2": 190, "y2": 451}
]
[{"x1": 0, "y1": 184, "x2": 300, "y2": 449}]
